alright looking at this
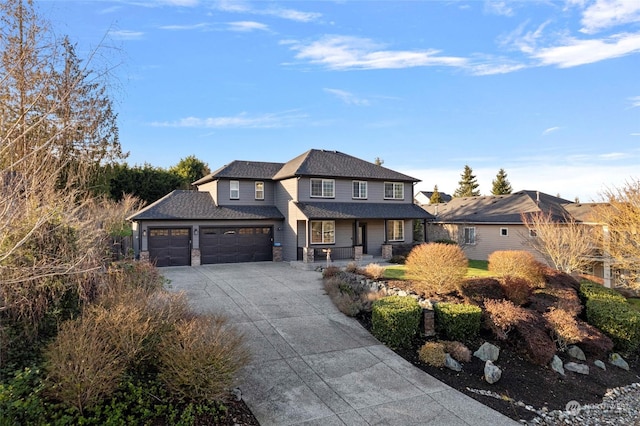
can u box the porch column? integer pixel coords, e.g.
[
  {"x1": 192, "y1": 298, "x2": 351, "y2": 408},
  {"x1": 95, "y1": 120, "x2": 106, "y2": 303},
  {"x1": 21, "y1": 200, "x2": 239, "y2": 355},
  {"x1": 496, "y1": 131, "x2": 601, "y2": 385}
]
[
  {"x1": 381, "y1": 244, "x2": 392, "y2": 260},
  {"x1": 354, "y1": 245, "x2": 363, "y2": 262}
]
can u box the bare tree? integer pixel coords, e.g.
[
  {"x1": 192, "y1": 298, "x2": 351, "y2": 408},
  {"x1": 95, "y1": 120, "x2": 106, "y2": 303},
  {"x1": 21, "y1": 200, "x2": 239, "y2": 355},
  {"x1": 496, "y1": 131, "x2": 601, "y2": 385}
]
[
  {"x1": 594, "y1": 180, "x2": 640, "y2": 288},
  {"x1": 521, "y1": 211, "x2": 595, "y2": 274}
]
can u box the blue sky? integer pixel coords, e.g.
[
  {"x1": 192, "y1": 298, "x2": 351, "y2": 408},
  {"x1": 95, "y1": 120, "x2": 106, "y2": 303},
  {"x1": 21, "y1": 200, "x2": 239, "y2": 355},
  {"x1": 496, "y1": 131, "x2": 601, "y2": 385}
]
[{"x1": 40, "y1": 0, "x2": 639, "y2": 202}]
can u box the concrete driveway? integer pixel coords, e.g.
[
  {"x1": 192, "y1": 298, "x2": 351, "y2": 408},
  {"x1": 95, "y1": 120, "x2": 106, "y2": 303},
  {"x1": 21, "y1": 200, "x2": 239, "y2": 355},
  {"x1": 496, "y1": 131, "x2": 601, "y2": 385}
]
[{"x1": 161, "y1": 262, "x2": 519, "y2": 426}]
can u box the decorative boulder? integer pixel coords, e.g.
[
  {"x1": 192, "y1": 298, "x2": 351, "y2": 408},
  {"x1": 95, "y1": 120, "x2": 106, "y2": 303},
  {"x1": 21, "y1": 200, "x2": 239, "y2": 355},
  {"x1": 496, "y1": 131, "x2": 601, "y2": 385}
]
[
  {"x1": 550, "y1": 355, "x2": 565, "y2": 376},
  {"x1": 594, "y1": 360, "x2": 606, "y2": 370},
  {"x1": 564, "y1": 362, "x2": 589, "y2": 375},
  {"x1": 474, "y1": 342, "x2": 500, "y2": 362},
  {"x1": 567, "y1": 345, "x2": 586, "y2": 361},
  {"x1": 609, "y1": 353, "x2": 630, "y2": 371},
  {"x1": 484, "y1": 360, "x2": 502, "y2": 384},
  {"x1": 445, "y1": 353, "x2": 462, "y2": 372}
]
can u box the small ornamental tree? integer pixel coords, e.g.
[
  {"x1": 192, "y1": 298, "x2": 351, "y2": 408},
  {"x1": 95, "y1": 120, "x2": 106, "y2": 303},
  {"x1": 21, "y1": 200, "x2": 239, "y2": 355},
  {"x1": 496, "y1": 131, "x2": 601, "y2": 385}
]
[
  {"x1": 405, "y1": 243, "x2": 468, "y2": 295},
  {"x1": 491, "y1": 168, "x2": 512, "y2": 195},
  {"x1": 453, "y1": 165, "x2": 480, "y2": 197},
  {"x1": 430, "y1": 185, "x2": 443, "y2": 204}
]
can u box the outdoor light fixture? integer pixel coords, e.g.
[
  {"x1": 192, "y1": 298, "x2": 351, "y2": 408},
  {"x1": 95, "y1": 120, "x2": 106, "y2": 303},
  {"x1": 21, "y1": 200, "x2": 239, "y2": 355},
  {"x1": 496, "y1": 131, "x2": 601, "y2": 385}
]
[
  {"x1": 142, "y1": 229, "x2": 146, "y2": 237},
  {"x1": 194, "y1": 228, "x2": 198, "y2": 236}
]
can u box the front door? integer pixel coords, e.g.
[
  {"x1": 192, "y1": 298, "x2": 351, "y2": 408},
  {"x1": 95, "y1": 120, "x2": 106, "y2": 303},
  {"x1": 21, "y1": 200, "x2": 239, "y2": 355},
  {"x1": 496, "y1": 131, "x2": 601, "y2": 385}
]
[{"x1": 358, "y1": 223, "x2": 367, "y2": 254}]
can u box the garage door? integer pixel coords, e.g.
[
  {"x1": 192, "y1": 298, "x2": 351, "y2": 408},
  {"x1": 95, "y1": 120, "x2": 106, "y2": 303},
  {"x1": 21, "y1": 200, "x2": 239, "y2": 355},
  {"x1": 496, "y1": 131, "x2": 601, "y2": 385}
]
[
  {"x1": 148, "y1": 228, "x2": 191, "y2": 267},
  {"x1": 200, "y1": 227, "x2": 273, "y2": 264}
]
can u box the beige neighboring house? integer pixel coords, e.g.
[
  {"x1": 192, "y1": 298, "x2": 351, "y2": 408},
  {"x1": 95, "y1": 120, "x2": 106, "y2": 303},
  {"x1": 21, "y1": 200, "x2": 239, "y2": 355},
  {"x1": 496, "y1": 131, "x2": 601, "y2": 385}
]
[
  {"x1": 415, "y1": 190, "x2": 452, "y2": 205},
  {"x1": 422, "y1": 190, "x2": 614, "y2": 287}
]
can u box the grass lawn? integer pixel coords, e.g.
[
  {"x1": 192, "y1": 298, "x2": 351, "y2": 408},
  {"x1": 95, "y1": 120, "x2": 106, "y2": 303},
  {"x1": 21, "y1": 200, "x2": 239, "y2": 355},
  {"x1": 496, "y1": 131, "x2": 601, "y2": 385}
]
[{"x1": 383, "y1": 259, "x2": 492, "y2": 280}]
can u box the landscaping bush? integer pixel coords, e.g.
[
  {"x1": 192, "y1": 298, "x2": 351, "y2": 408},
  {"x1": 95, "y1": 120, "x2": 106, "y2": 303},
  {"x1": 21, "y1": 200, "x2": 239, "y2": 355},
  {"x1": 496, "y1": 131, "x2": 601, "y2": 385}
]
[
  {"x1": 345, "y1": 262, "x2": 360, "y2": 273},
  {"x1": 441, "y1": 340, "x2": 472, "y2": 363},
  {"x1": 584, "y1": 299, "x2": 640, "y2": 353},
  {"x1": 323, "y1": 276, "x2": 363, "y2": 316},
  {"x1": 322, "y1": 266, "x2": 341, "y2": 279},
  {"x1": 576, "y1": 320, "x2": 614, "y2": 357},
  {"x1": 579, "y1": 281, "x2": 627, "y2": 304},
  {"x1": 388, "y1": 255, "x2": 406, "y2": 264},
  {"x1": 483, "y1": 299, "x2": 528, "y2": 340},
  {"x1": 418, "y1": 341, "x2": 446, "y2": 367},
  {"x1": 516, "y1": 319, "x2": 557, "y2": 366},
  {"x1": 43, "y1": 316, "x2": 126, "y2": 414},
  {"x1": 529, "y1": 286, "x2": 583, "y2": 317},
  {"x1": 488, "y1": 250, "x2": 544, "y2": 287},
  {"x1": 434, "y1": 302, "x2": 481, "y2": 341},
  {"x1": 404, "y1": 243, "x2": 468, "y2": 295},
  {"x1": 371, "y1": 296, "x2": 422, "y2": 349},
  {"x1": 459, "y1": 278, "x2": 506, "y2": 306},
  {"x1": 364, "y1": 263, "x2": 386, "y2": 280},
  {"x1": 544, "y1": 308, "x2": 586, "y2": 351},
  {"x1": 157, "y1": 314, "x2": 250, "y2": 404},
  {"x1": 500, "y1": 276, "x2": 533, "y2": 306}
]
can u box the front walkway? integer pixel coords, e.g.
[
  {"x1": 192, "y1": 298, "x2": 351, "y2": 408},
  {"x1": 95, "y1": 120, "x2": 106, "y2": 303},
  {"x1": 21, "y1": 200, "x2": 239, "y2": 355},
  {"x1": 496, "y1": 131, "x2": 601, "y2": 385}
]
[{"x1": 161, "y1": 263, "x2": 519, "y2": 426}]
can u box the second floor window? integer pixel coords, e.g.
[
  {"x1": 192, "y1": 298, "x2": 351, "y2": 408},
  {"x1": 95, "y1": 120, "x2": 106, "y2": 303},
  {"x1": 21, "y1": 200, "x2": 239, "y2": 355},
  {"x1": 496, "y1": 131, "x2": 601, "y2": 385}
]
[
  {"x1": 255, "y1": 181, "x2": 264, "y2": 200},
  {"x1": 353, "y1": 181, "x2": 367, "y2": 199},
  {"x1": 464, "y1": 227, "x2": 476, "y2": 244},
  {"x1": 384, "y1": 182, "x2": 404, "y2": 200},
  {"x1": 311, "y1": 178, "x2": 334, "y2": 198},
  {"x1": 230, "y1": 181, "x2": 239, "y2": 199}
]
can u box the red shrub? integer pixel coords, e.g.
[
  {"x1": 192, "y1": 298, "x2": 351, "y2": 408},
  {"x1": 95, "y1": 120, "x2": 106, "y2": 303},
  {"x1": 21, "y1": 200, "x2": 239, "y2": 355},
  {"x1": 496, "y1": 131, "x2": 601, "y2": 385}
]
[
  {"x1": 483, "y1": 299, "x2": 528, "y2": 340},
  {"x1": 514, "y1": 311, "x2": 556, "y2": 365},
  {"x1": 576, "y1": 320, "x2": 614, "y2": 357},
  {"x1": 459, "y1": 278, "x2": 506, "y2": 306},
  {"x1": 500, "y1": 276, "x2": 533, "y2": 306}
]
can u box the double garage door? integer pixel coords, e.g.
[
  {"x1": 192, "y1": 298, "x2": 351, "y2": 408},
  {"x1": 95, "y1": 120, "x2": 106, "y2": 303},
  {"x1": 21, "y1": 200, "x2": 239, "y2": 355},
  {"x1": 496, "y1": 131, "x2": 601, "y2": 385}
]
[{"x1": 148, "y1": 226, "x2": 273, "y2": 267}]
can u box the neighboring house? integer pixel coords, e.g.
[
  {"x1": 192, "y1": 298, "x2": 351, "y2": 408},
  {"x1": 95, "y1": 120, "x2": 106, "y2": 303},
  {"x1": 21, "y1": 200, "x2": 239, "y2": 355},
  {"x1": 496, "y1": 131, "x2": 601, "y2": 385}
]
[
  {"x1": 415, "y1": 190, "x2": 452, "y2": 205},
  {"x1": 422, "y1": 190, "x2": 614, "y2": 287},
  {"x1": 128, "y1": 149, "x2": 433, "y2": 267}
]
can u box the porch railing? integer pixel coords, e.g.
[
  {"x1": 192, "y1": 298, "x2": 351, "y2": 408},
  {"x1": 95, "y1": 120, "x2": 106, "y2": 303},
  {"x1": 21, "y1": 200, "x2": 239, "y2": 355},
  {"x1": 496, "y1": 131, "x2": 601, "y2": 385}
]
[{"x1": 296, "y1": 246, "x2": 355, "y2": 261}]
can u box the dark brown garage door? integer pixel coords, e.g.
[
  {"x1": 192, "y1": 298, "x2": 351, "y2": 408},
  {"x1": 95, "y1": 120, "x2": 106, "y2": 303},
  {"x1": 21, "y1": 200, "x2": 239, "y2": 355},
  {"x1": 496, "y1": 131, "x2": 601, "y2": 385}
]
[
  {"x1": 200, "y1": 227, "x2": 273, "y2": 264},
  {"x1": 148, "y1": 228, "x2": 191, "y2": 267}
]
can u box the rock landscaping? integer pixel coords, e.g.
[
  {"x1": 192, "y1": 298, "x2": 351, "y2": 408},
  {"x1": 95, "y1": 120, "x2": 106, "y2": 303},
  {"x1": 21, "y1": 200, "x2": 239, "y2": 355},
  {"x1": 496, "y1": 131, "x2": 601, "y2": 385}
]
[{"x1": 322, "y1": 258, "x2": 640, "y2": 424}]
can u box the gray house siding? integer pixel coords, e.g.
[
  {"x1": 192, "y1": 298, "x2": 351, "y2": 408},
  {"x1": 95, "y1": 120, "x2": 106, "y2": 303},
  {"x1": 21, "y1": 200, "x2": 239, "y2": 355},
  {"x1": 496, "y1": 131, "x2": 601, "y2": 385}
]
[
  {"x1": 215, "y1": 179, "x2": 276, "y2": 206},
  {"x1": 297, "y1": 178, "x2": 414, "y2": 204},
  {"x1": 275, "y1": 177, "x2": 300, "y2": 261}
]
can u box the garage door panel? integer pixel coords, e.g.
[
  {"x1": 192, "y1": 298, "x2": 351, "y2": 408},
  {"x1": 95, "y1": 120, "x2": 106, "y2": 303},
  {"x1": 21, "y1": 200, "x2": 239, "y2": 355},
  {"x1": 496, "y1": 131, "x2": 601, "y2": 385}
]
[
  {"x1": 200, "y1": 226, "x2": 272, "y2": 264},
  {"x1": 148, "y1": 228, "x2": 190, "y2": 267}
]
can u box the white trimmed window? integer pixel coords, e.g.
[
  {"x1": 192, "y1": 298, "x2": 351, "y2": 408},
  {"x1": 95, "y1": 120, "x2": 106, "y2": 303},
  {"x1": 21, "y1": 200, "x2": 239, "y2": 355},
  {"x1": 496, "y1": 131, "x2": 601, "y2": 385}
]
[
  {"x1": 500, "y1": 228, "x2": 508, "y2": 237},
  {"x1": 230, "y1": 180, "x2": 239, "y2": 199},
  {"x1": 310, "y1": 179, "x2": 335, "y2": 198},
  {"x1": 255, "y1": 181, "x2": 264, "y2": 200},
  {"x1": 384, "y1": 182, "x2": 404, "y2": 200},
  {"x1": 311, "y1": 221, "x2": 335, "y2": 244},
  {"x1": 387, "y1": 220, "x2": 404, "y2": 242},
  {"x1": 352, "y1": 181, "x2": 367, "y2": 199},
  {"x1": 464, "y1": 227, "x2": 476, "y2": 245}
]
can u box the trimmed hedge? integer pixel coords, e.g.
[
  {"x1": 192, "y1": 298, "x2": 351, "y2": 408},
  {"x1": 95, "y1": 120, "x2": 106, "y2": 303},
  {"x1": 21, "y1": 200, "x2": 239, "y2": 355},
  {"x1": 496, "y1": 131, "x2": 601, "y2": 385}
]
[
  {"x1": 434, "y1": 302, "x2": 481, "y2": 341},
  {"x1": 580, "y1": 281, "x2": 640, "y2": 353},
  {"x1": 371, "y1": 296, "x2": 421, "y2": 349}
]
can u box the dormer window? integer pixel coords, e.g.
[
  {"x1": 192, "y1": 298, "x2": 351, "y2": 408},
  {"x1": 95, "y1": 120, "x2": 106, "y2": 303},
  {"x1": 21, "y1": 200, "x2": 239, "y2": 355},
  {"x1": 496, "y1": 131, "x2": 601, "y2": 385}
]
[
  {"x1": 230, "y1": 181, "x2": 239, "y2": 199},
  {"x1": 311, "y1": 178, "x2": 334, "y2": 198},
  {"x1": 384, "y1": 182, "x2": 404, "y2": 200}
]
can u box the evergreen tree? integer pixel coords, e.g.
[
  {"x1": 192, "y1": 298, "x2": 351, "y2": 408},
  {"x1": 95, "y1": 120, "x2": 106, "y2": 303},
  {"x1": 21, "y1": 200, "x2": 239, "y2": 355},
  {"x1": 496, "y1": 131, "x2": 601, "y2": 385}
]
[
  {"x1": 491, "y1": 168, "x2": 512, "y2": 195},
  {"x1": 374, "y1": 157, "x2": 384, "y2": 166},
  {"x1": 169, "y1": 155, "x2": 211, "y2": 189},
  {"x1": 430, "y1": 185, "x2": 443, "y2": 204},
  {"x1": 453, "y1": 165, "x2": 480, "y2": 197}
]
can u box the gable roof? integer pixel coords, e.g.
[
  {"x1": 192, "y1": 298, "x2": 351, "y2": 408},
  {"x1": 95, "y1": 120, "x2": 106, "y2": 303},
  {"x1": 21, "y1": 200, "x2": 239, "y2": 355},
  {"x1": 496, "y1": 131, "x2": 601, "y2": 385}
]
[
  {"x1": 193, "y1": 160, "x2": 284, "y2": 185},
  {"x1": 562, "y1": 203, "x2": 607, "y2": 224},
  {"x1": 415, "y1": 191, "x2": 452, "y2": 203},
  {"x1": 295, "y1": 202, "x2": 434, "y2": 220},
  {"x1": 272, "y1": 149, "x2": 419, "y2": 182},
  {"x1": 127, "y1": 190, "x2": 284, "y2": 221},
  {"x1": 423, "y1": 190, "x2": 574, "y2": 224}
]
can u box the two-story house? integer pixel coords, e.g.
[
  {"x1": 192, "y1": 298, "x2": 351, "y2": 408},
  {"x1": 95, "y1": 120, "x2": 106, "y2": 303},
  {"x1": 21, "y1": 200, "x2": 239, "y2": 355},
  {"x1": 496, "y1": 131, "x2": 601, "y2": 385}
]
[{"x1": 128, "y1": 149, "x2": 433, "y2": 266}]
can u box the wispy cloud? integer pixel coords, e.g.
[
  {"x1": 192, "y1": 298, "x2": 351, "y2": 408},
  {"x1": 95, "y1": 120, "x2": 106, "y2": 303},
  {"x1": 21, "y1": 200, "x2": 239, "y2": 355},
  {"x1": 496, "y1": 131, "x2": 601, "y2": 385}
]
[
  {"x1": 531, "y1": 32, "x2": 640, "y2": 68},
  {"x1": 629, "y1": 96, "x2": 640, "y2": 108},
  {"x1": 150, "y1": 111, "x2": 306, "y2": 128},
  {"x1": 631, "y1": 133, "x2": 640, "y2": 136},
  {"x1": 323, "y1": 88, "x2": 370, "y2": 106},
  {"x1": 227, "y1": 21, "x2": 269, "y2": 32},
  {"x1": 484, "y1": 0, "x2": 514, "y2": 17},
  {"x1": 580, "y1": 0, "x2": 640, "y2": 34},
  {"x1": 215, "y1": 1, "x2": 321, "y2": 22},
  {"x1": 286, "y1": 35, "x2": 467, "y2": 70},
  {"x1": 599, "y1": 152, "x2": 630, "y2": 160},
  {"x1": 108, "y1": 29, "x2": 144, "y2": 40},
  {"x1": 542, "y1": 126, "x2": 561, "y2": 136},
  {"x1": 160, "y1": 23, "x2": 211, "y2": 30}
]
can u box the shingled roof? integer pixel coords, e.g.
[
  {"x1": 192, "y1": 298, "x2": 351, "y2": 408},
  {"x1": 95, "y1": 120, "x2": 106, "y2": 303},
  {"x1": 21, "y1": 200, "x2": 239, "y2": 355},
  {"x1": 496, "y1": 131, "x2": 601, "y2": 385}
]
[
  {"x1": 423, "y1": 190, "x2": 574, "y2": 224},
  {"x1": 295, "y1": 202, "x2": 433, "y2": 220},
  {"x1": 272, "y1": 149, "x2": 419, "y2": 182},
  {"x1": 193, "y1": 160, "x2": 285, "y2": 185},
  {"x1": 127, "y1": 190, "x2": 284, "y2": 221}
]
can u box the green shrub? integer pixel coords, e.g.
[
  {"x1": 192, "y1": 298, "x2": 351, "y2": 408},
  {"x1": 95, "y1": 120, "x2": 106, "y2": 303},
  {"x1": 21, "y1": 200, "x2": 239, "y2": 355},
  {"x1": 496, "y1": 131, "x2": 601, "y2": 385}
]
[
  {"x1": 488, "y1": 251, "x2": 544, "y2": 286},
  {"x1": 585, "y1": 299, "x2": 640, "y2": 353},
  {"x1": 579, "y1": 281, "x2": 627, "y2": 304},
  {"x1": 434, "y1": 302, "x2": 481, "y2": 341},
  {"x1": 371, "y1": 296, "x2": 422, "y2": 349},
  {"x1": 157, "y1": 314, "x2": 250, "y2": 403},
  {"x1": 418, "y1": 341, "x2": 446, "y2": 367},
  {"x1": 404, "y1": 243, "x2": 468, "y2": 295},
  {"x1": 388, "y1": 255, "x2": 406, "y2": 264},
  {"x1": 0, "y1": 367, "x2": 47, "y2": 424}
]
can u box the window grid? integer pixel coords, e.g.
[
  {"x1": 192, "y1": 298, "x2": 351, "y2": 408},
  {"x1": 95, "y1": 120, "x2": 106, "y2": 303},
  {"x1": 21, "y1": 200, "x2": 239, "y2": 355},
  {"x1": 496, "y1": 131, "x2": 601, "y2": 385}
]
[
  {"x1": 311, "y1": 221, "x2": 335, "y2": 244},
  {"x1": 384, "y1": 182, "x2": 404, "y2": 200},
  {"x1": 255, "y1": 181, "x2": 264, "y2": 200},
  {"x1": 352, "y1": 181, "x2": 367, "y2": 199},
  {"x1": 230, "y1": 180, "x2": 239, "y2": 199},
  {"x1": 310, "y1": 179, "x2": 335, "y2": 198},
  {"x1": 387, "y1": 220, "x2": 404, "y2": 242}
]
